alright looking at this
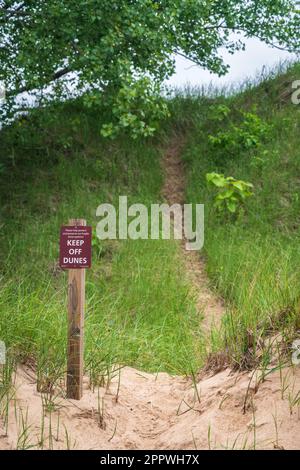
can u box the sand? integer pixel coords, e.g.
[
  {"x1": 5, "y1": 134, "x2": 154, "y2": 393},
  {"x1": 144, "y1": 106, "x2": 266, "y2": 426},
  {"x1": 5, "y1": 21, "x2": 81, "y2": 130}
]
[{"x1": 0, "y1": 363, "x2": 299, "y2": 450}]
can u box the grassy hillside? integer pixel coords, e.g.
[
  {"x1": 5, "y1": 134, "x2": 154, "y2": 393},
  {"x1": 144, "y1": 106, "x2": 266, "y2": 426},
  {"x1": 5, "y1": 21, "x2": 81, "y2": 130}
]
[
  {"x1": 1, "y1": 62, "x2": 300, "y2": 394},
  {"x1": 172, "y1": 62, "x2": 300, "y2": 368},
  {"x1": 0, "y1": 102, "x2": 202, "y2": 387}
]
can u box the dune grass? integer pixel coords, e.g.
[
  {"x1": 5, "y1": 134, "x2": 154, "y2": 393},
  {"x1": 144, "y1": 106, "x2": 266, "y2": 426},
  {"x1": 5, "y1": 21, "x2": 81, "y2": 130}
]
[
  {"x1": 0, "y1": 101, "x2": 203, "y2": 388},
  {"x1": 173, "y1": 61, "x2": 300, "y2": 367},
  {"x1": 1, "y1": 62, "x2": 300, "y2": 394}
]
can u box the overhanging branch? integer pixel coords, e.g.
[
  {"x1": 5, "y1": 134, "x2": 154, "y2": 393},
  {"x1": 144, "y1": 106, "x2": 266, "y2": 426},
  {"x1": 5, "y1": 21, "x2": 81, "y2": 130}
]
[{"x1": 7, "y1": 66, "x2": 73, "y2": 97}]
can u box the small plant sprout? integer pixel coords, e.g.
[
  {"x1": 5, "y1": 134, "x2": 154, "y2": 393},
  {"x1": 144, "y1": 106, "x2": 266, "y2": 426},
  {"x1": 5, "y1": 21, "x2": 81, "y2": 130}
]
[
  {"x1": 206, "y1": 172, "x2": 253, "y2": 214},
  {"x1": 115, "y1": 366, "x2": 121, "y2": 404},
  {"x1": 191, "y1": 431, "x2": 198, "y2": 450},
  {"x1": 207, "y1": 424, "x2": 213, "y2": 450},
  {"x1": 279, "y1": 368, "x2": 292, "y2": 401},
  {"x1": 251, "y1": 398, "x2": 257, "y2": 451},
  {"x1": 218, "y1": 393, "x2": 230, "y2": 410},
  {"x1": 108, "y1": 419, "x2": 118, "y2": 443},
  {"x1": 39, "y1": 407, "x2": 45, "y2": 449},
  {"x1": 63, "y1": 425, "x2": 76, "y2": 450},
  {"x1": 176, "y1": 398, "x2": 196, "y2": 417},
  {"x1": 16, "y1": 407, "x2": 34, "y2": 450},
  {"x1": 55, "y1": 411, "x2": 61, "y2": 442},
  {"x1": 97, "y1": 387, "x2": 106, "y2": 430},
  {"x1": 191, "y1": 370, "x2": 201, "y2": 405},
  {"x1": 287, "y1": 380, "x2": 300, "y2": 416},
  {"x1": 272, "y1": 406, "x2": 284, "y2": 450},
  {"x1": 48, "y1": 409, "x2": 54, "y2": 450}
]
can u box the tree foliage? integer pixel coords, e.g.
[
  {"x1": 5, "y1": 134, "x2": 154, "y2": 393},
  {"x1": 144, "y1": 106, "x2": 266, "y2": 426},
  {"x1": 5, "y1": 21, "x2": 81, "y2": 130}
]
[{"x1": 0, "y1": 0, "x2": 299, "y2": 136}]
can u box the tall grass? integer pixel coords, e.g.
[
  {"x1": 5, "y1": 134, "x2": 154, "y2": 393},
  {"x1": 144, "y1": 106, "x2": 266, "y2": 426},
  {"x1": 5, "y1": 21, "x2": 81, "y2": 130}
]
[
  {"x1": 174, "y1": 61, "x2": 300, "y2": 367},
  {"x1": 0, "y1": 99, "x2": 203, "y2": 389},
  {"x1": 1, "y1": 61, "x2": 300, "y2": 394}
]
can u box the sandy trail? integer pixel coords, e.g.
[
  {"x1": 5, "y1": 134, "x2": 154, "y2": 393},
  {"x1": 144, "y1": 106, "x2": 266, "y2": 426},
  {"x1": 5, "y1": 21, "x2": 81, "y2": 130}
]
[
  {"x1": 161, "y1": 135, "x2": 224, "y2": 331},
  {"x1": 1, "y1": 136, "x2": 300, "y2": 450}
]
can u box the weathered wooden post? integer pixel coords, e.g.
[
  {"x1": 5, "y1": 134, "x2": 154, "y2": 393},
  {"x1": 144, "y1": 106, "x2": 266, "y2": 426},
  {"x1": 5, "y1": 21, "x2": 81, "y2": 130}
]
[{"x1": 59, "y1": 219, "x2": 91, "y2": 400}]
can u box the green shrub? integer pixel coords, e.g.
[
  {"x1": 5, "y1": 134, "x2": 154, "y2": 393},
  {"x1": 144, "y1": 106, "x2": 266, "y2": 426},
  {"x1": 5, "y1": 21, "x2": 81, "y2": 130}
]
[
  {"x1": 206, "y1": 172, "x2": 253, "y2": 214},
  {"x1": 208, "y1": 110, "x2": 272, "y2": 158}
]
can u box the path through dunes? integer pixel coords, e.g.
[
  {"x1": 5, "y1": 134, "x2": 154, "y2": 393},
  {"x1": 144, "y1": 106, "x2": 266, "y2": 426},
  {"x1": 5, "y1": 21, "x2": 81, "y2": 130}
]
[
  {"x1": 161, "y1": 135, "x2": 224, "y2": 331},
  {"x1": 1, "y1": 137, "x2": 300, "y2": 451}
]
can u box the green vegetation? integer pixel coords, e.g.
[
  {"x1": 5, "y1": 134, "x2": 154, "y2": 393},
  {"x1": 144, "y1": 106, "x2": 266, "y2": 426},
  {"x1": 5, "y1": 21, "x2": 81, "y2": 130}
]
[
  {"x1": 1, "y1": 62, "x2": 300, "y2": 398},
  {"x1": 176, "y1": 61, "x2": 300, "y2": 368},
  {"x1": 1, "y1": 1, "x2": 300, "y2": 452},
  {"x1": 206, "y1": 172, "x2": 253, "y2": 214},
  {"x1": 1, "y1": 1, "x2": 299, "y2": 136},
  {"x1": 0, "y1": 101, "x2": 202, "y2": 387}
]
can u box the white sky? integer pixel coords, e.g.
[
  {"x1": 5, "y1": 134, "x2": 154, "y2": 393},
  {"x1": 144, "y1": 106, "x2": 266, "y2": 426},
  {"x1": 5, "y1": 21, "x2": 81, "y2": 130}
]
[{"x1": 167, "y1": 38, "x2": 297, "y2": 89}]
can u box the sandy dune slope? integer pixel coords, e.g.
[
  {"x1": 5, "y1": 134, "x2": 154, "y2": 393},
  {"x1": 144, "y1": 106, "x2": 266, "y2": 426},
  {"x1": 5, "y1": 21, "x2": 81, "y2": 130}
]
[{"x1": 1, "y1": 364, "x2": 299, "y2": 450}]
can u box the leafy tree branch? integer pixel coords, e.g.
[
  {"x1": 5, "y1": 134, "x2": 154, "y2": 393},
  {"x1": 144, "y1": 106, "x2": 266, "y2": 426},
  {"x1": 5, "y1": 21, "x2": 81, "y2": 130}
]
[{"x1": 0, "y1": 0, "x2": 299, "y2": 137}]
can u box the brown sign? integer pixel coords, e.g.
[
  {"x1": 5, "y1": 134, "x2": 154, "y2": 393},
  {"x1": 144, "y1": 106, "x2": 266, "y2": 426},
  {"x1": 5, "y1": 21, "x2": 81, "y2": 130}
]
[{"x1": 59, "y1": 225, "x2": 92, "y2": 269}]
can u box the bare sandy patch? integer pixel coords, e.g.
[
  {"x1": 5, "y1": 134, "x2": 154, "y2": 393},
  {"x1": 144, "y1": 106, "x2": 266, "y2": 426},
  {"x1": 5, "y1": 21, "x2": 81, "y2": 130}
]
[{"x1": 1, "y1": 364, "x2": 299, "y2": 450}]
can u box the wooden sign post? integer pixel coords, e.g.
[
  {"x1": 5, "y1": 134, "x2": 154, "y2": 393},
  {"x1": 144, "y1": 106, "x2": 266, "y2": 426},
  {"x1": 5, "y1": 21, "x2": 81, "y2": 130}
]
[{"x1": 59, "y1": 219, "x2": 92, "y2": 400}]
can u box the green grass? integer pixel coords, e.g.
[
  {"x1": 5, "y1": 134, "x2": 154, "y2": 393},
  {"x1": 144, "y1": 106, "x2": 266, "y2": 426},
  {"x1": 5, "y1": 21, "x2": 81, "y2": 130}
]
[
  {"x1": 1, "y1": 61, "x2": 300, "y2": 390},
  {"x1": 0, "y1": 100, "x2": 203, "y2": 385},
  {"x1": 173, "y1": 61, "x2": 300, "y2": 367}
]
